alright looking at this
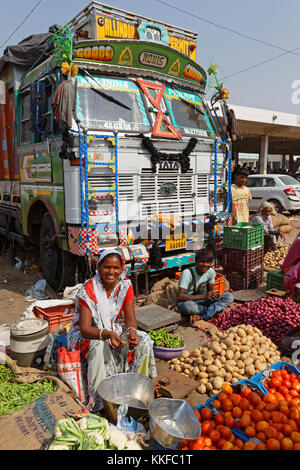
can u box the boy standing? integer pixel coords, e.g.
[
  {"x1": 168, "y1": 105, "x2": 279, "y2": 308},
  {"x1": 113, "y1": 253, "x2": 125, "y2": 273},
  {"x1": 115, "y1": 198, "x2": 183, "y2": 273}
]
[
  {"x1": 177, "y1": 248, "x2": 234, "y2": 322},
  {"x1": 231, "y1": 167, "x2": 252, "y2": 224}
]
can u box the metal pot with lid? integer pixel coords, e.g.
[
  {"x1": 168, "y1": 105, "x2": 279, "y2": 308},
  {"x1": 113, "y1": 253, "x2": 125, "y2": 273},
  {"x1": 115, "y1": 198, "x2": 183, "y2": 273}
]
[{"x1": 10, "y1": 318, "x2": 50, "y2": 367}]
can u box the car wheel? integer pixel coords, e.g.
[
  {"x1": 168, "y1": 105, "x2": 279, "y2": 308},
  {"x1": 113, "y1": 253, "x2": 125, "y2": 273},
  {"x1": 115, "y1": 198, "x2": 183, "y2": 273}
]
[{"x1": 268, "y1": 199, "x2": 283, "y2": 214}]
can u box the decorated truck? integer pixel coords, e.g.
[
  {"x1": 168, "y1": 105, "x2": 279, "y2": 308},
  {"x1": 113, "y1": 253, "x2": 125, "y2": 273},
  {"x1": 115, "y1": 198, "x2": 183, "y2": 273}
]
[{"x1": 0, "y1": 2, "x2": 232, "y2": 292}]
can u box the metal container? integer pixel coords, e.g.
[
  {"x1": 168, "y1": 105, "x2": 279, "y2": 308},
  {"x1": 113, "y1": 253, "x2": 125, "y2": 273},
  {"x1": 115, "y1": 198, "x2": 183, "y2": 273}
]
[
  {"x1": 149, "y1": 398, "x2": 201, "y2": 449},
  {"x1": 98, "y1": 373, "x2": 154, "y2": 424},
  {"x1": 10, "y1": 318, "x2": 49, "y2": 367}
]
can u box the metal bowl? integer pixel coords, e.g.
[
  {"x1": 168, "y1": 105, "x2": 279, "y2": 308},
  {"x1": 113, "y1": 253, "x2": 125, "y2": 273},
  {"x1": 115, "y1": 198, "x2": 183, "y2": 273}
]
[
  {"x1": 98, "y1": 373, "x2": 154, "y2": 424},
  {"x1": 149, "y1": 398, "x2": 201, "y2": 449}
]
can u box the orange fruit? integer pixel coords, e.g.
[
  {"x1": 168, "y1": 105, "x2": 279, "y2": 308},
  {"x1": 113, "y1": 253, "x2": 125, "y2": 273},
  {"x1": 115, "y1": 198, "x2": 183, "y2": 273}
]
[
  {"x1": 222, "y1": 399, "x2": 233, "y2": 411},
  {"x1": 216, "y1": 438, "x2": 226, "y2": 449},
  {"x1": 271, "y1": 411, "x2": 283, "y2": 423},
  {"x1": 232, "y1": 406, "x2": 242, "y2": 419},
  {"x1": 234, "y1": 438, "x2": 244, "y2": 449},
  {"x1": 256, "y1": 420, "x2": 269, "y2": 432},
  {"x1": 208, "y1": 430, "x2": 220, "y2": 443},
  {"x1": 280, "y1": 437, "x2": 293, "y2": 450},
  {"x1": 241, "y1": 387, "x2": 252, "y2": 398},
  {"x1": 245, "y1": 426, "x2": 256, "y2": 438},
  {"x1": 248, "y1": 391, "x2": 261, "y2": 407},
  {"x1": 265, "y1": 426, "x2": 278, "y2": 439},
  {"x1": 222, "y1": 441, "x2": 233, "y2": 450},
  {"x1": 213, "y1": 399, "x2": 222, "y2": 409},
  {"x1": 266, "y1": 438, "x2": 280, "y2": 450},
  {"x1": 239, "y1": 398, "x2": 250, "y2": 410},
  {"x1": 287, "y1": 419, "x2": 298, "y2": 431},
  {"x1": 193, "y1": 409, "x2": 201, "y2": 421},
  {"x1": 264, "y1": 393, "x2": 278, "y2": 404},
  {"x1": 265, "y1": 402, "x2": 278, "y2": 412},
  {"x1": 256, "y1": 443, "x2": 267, "y2": 450},
  {"x1": 218, "y1": 392, "x2": 228, "y2": 402},
  {"x1": 262, "y1": 410, "x2": 271, "y2": 420},
  {"x1": 230, "y1": 393, "x2": 241, "y2": 407},
  {"x1": 240, "y1": 413, "x2": 251, "y2": 428},
  {"x1": 251, "y1": 409, "x2": 263, "y2": 423},
  {"x1": 219, "y1": 425, "x2": 233, "y2": 441},
  {"x1": 243, "y1": 441, "x2": 256, "y2": 450},
  {"x1": 291, "y1": 431, "x2": 300, "y2": 443},
  {"x1": 222, "y1": 383, "x2": 233, "y2": 395},
  {"x1": 256, "y1": 431, "x2": 267, "y2": 443},
  {"x1": 289, "y1": 407, "x2": 300, "y2": 420},
  {"x1": 282, "y1": 424, "x2": 293, "y2": 436},
  {"x1": 201, "y1": 407, "x2": 212, "y2": 421},
  {"x1": 293, "y1": 443, "x2": 300, "y2": 450},
  {"x1": 214, "y1": 414, "x2": 224, "y2": 425},
  {"x1": 224, "y1": 414, "x2": 235, "y2": 428}
]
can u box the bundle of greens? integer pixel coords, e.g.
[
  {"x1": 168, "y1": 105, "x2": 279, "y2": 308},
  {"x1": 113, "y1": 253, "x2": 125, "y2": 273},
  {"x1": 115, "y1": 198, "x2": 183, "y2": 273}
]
[{"x1": 149, "y1": 328, "x2": 184, "y2": 348}]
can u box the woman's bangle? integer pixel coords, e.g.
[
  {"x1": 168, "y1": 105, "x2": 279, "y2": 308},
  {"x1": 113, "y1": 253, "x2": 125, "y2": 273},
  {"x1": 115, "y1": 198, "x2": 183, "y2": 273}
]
[
  {"x1": 126, "y1": 327, "x2": 137, "y2": 336},
  {"x1": 99, "y1": 329, "x2": 106, "y2": 340}
]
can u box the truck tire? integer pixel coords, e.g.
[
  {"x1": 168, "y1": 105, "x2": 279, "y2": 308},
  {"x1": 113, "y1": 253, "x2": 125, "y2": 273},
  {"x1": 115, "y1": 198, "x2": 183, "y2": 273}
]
[{"x1": 39, "y1": 212, "x2": 66, "y2": 291}]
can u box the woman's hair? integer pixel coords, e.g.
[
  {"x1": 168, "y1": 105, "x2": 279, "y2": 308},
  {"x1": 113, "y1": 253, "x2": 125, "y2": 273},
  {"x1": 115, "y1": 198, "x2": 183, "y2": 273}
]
[
  {"x1": 98, "y1": 252, "x2": 122, "y2": 267},
  {"x1": 195, "y1": 248, "x2": 214, "y2": 263}
]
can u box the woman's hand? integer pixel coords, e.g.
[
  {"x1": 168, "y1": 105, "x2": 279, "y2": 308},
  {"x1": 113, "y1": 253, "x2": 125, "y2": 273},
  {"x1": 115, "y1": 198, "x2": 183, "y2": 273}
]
[
  {"x1": 107, "y1": 331, "x2": 124, "y2": 349},
  {"x1": 127, "y1": 330, "x2": 139, "y2": 350}
]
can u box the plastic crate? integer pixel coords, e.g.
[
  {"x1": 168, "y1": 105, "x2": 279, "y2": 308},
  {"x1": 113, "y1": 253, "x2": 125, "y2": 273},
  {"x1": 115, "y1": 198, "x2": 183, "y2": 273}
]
[
  {"x1": 223, "y1": 245, "x2": 264, "y2": 272},
  {"x1": 250, "y1": 361, "x2": 300, "y2": 392},
  {"x1": 212, "y1": 273, "x2": 225, "y2": 295},
  {"x1": 266, "y1": 270, "x2": 285, "y2": 291},
  {"x1": 34, "y1": 303, "x2": 75, "y2": 333},
  {"x1": 223, "y1": 223, "x2": 264, "y2": 250},
  {"x1": 225, "y1": 265, "x2": 263, "y2": 291}
]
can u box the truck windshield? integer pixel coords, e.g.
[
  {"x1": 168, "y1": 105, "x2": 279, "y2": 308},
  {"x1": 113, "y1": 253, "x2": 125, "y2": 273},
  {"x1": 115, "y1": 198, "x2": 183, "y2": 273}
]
[
  {"x1": 76, "y1": 76, "x2": 150, "y2": 133},
  {"x1": 164, "y1": 87, "x2": 215, "y2": 138}
]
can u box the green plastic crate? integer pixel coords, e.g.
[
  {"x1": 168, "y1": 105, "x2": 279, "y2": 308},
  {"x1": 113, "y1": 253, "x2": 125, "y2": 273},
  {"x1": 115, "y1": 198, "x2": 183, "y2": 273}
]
[
  {"x1": 223, "y1": 222, "x2": 264, "y2": 250},
  {"x1": 266, "y1": 270, "x2": 285, "y2": 291}
]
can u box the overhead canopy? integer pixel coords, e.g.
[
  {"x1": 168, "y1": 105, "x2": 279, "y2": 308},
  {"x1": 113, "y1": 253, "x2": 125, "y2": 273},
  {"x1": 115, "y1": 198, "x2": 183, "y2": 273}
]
[{"x1": 218, "y1": 103, "x2": 300, "y2": 155}]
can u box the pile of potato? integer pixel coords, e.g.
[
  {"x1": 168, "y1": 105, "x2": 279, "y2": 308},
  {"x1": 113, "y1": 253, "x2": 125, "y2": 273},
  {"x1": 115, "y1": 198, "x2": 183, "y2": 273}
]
[
  {"x1": 167, "y1": 324, "x2": 281, "y2": 397},
  {"x1": 264, "y1": 245, "x2": 289, "y2": 271}
]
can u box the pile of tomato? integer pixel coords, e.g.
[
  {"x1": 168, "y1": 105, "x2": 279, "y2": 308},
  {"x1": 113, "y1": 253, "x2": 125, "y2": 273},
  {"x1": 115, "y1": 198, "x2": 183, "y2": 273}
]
[
  {"x1": 181, "y1": 381, "x2": 300, "y2": 450},
  {"x1": 264, "y1": 368, "x2": 300, "y2": 404}
]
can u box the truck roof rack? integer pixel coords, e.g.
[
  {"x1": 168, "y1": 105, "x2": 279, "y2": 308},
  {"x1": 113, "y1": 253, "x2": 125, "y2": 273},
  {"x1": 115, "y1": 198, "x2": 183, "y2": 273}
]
[{"x1": 67, "y1": 1, "x2": 198, "y2": 42}]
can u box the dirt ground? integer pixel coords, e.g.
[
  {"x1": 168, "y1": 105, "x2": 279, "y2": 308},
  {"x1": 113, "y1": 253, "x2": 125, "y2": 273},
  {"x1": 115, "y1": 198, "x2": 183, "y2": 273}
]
[{"x1": 1, "y1": 216, "x2": 300, "y2": 409}]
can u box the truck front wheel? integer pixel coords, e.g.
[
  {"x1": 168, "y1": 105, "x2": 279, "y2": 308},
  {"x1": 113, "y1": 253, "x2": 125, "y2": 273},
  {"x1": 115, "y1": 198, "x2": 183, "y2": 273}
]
[{"x1": 40, "y1": 212, "x2": 66, "y2": 291}]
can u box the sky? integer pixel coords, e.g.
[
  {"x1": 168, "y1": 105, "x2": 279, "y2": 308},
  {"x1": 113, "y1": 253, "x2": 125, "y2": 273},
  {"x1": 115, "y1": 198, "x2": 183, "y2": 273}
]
[{"x1": 1, "y1": 0, "x2": 300, "y2": 114}]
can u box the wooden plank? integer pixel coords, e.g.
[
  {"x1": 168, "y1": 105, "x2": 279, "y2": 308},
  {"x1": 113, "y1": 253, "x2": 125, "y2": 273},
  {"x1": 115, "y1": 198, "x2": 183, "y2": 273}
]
[
  {"x1": 153, "y1": 369, "x2": 199, "y2": 399},
  {"x1": 135, "y1": 304, "x2": 181, "y2": 331}
]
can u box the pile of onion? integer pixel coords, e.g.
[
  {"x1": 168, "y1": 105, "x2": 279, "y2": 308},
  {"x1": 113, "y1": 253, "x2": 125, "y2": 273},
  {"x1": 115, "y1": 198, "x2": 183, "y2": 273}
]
[{"x1": 212, "y1": 296, "x2": 300, "y2": 342}]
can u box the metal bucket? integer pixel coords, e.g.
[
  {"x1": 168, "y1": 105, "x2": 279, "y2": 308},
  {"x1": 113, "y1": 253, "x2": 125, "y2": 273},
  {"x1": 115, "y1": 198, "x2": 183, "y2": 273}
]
[
  {"x1": 98, "y1": 373, "x2": 154, "y2": 424},
  {"x1": 149, "y1": 398, "x2": 201, "y2": 449}
]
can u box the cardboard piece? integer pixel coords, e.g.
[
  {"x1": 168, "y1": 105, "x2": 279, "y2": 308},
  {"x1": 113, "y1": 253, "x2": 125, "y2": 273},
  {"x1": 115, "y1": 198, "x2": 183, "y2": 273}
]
[
  {"x1": 0, "y1": 354, "x2": 83, "y2": 450},
  {"x1": 135, "y1": 304, "x2": 181, "y2": 331},
  {"x1": 153, "y1": 369, "x2": 199, "y2": 399}
]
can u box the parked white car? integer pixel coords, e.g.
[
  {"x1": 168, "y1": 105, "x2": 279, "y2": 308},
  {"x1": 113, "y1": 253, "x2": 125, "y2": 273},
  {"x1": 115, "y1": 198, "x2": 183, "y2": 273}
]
[{"x1": 245, "y1": 174, "x2": 300, "y2": 213}]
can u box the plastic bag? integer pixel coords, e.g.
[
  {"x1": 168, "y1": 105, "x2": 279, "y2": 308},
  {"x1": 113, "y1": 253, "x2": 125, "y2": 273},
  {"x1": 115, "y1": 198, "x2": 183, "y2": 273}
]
[{"x1": 57, "y1": 346, "x2": 88, "y2": 404}]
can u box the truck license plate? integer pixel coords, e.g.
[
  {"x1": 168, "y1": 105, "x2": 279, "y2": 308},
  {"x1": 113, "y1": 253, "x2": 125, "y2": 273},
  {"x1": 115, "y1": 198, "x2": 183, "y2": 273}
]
[{"x1": 165, "y1": 238, "x2": 187, "y2": 251}]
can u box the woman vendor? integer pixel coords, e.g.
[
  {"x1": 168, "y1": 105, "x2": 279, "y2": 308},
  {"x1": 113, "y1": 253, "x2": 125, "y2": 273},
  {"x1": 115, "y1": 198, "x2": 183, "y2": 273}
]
[
  {"x1": 67, "y1": 248, "x2": 157, "y2": 412},
  {"x1": 251, "y1": 201, "x2": 280, "y2": 253},
  {"x1": 281, "y1": 233, "x2": 300, "y2": 295}
]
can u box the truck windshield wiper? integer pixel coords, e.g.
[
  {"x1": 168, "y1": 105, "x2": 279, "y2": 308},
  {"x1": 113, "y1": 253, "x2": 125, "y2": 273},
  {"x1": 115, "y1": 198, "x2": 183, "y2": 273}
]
[{"x1": 78, "y1": 67, "x2": 131, "y2": 111}]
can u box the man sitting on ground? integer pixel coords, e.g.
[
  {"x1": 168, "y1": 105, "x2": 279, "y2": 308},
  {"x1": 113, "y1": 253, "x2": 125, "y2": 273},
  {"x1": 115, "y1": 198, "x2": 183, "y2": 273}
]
[{"x1": 177, "y1": 248, "x2": 234, "y2": 322}]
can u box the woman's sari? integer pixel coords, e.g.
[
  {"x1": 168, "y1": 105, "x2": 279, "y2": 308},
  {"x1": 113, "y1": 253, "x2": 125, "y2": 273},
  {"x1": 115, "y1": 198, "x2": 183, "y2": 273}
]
[{"x1": 67, "y1": 269, "x2": 157, "y2": 411}]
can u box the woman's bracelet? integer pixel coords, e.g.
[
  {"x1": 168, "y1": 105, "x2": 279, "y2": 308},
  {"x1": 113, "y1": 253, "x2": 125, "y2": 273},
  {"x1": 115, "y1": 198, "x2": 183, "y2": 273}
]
[
  {"x1": 126, "y1": 327, "x2": 137, "y2": 336},
  {"x1": 99, "y1": 329, "x2": 106, "y2": 340}
]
